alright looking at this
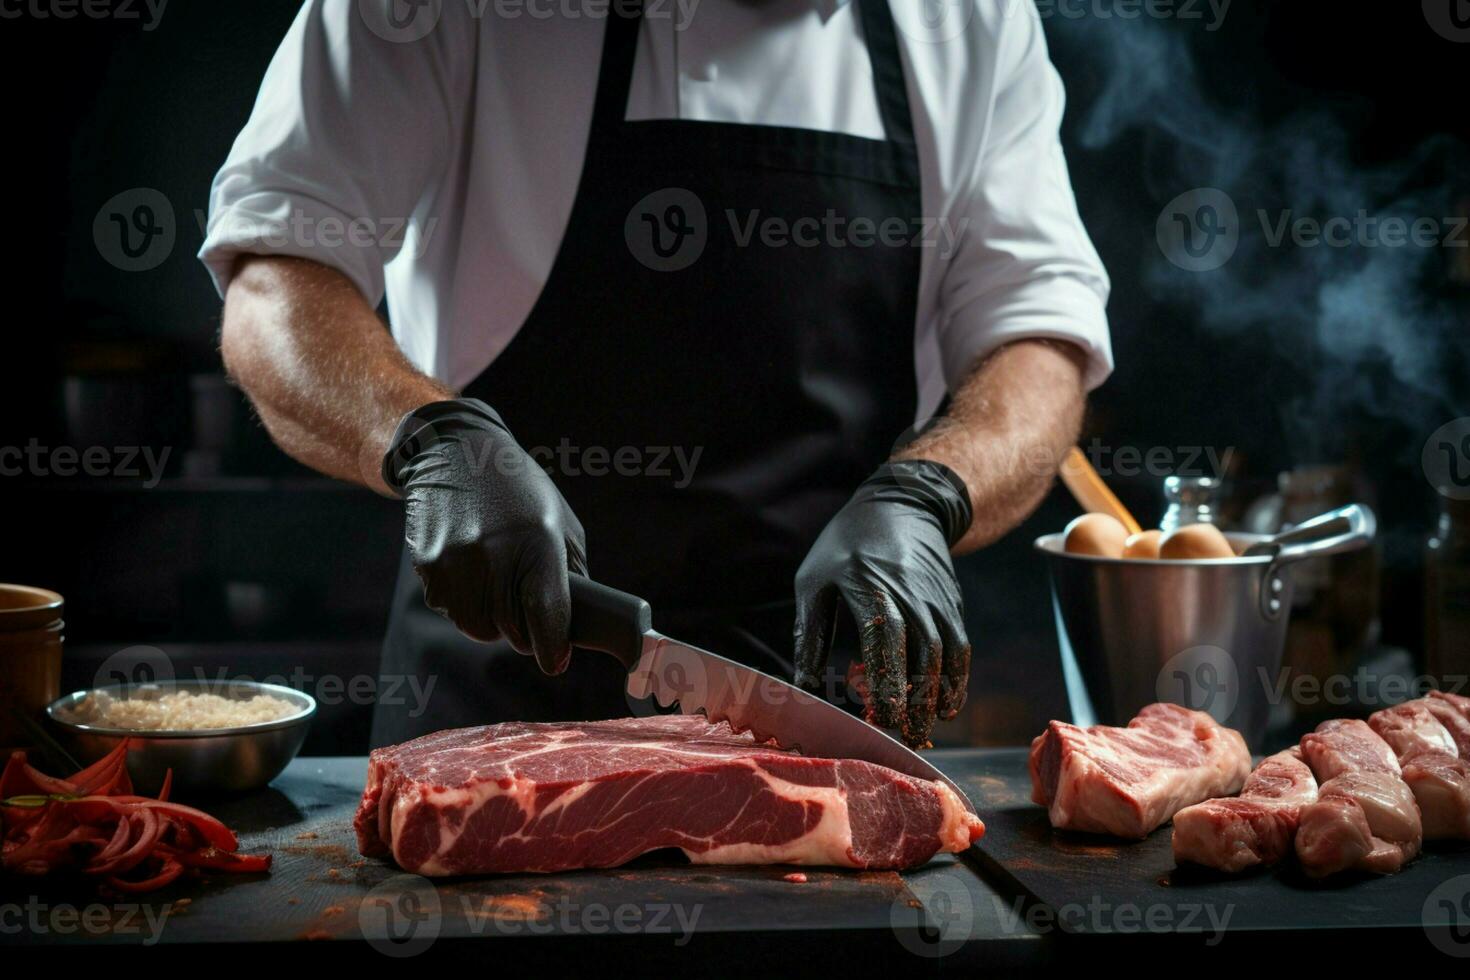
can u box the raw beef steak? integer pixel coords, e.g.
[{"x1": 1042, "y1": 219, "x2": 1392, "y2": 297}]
[{"x1": 355, "y1": 715, "x2": 983, "y2": 876}]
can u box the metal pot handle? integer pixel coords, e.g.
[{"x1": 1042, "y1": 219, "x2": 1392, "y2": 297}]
[{"x1": 1248, "y1": 504, "x2": 1376, "y2": 620}]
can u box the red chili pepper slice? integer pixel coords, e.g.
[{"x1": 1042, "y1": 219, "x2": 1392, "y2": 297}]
[
  {"x1": 174, "y1": 846, "x2": 273, "y2": 873},
  {"x1": 86, "y1": 809, "x2": 162, "y2": 877},
  {"x1": 107, "y1": 856, "x2": 185, "y2": 893},
  {"x1": 91, "y1": 811, "x2": 134, "y2": 863},
  {"x1": 67, "y1": 739, "x2": 130, "y2": 788}
]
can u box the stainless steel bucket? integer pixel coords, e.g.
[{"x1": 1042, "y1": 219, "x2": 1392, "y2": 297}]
[{"x1": 1036, "y1": 505, "x2": 1375, "y2": 748}]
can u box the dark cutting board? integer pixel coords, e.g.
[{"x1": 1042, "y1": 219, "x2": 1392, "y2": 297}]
[{"x1": 941, "y1": 748, "x2": 1470, "y2": 935}]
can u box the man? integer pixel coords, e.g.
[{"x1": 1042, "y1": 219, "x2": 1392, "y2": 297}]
[{"x1": 201, "y1": 0, "x2": 1111, "y2": 749}]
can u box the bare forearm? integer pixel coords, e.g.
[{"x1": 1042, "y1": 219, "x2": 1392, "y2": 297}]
[
  {"x1": 896, "y1": 339, "x2": 1087, "y2": 554},
  {"x1": 220, "y1": 256, "x2": 452, "y2": 494}
]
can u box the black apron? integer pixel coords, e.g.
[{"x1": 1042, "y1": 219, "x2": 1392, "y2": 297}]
[{"x1": 373, "y1": 0, "x2": 923, "y2": 748}]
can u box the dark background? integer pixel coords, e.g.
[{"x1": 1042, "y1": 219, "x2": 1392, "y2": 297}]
[{"x1": 1, "y1": 1, "x2": 1466, "y2": 752}]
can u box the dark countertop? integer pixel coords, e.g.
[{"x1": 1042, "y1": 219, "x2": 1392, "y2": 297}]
[{"x1": 11, "y1": 749, "x2": 1465, "y2": 967}]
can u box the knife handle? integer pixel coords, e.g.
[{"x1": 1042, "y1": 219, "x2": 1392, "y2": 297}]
[{"x1": 568, "y1": 575, "x2": 652, "y2": 672}]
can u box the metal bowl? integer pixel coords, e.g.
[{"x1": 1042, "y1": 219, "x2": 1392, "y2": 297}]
[
  {"x1": 46, "y1": 680, "x2": 316, "y2": 797},
  {"x1": 1037, "y1": 531, "x2": 1286, "y2": 749}
]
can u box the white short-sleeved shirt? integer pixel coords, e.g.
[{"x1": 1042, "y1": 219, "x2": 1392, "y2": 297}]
[{"x1": 200, "y1": 0, "x2": 1113, "y2": 416}]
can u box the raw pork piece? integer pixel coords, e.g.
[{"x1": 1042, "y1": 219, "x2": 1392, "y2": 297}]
[
  {"x1": 1430, "y1": 689, "x2": 1470, "y2": 715},
  {"x1": 1370, "y1": 700, "x2": 1458, "y2": 759},
  {"x1": 1171, "y1": 747, "x2": 1318, "y2": 872},
  {"x1": 1424, "y1": 691, "x2": 1470, "y2": 755},
  {"x1": 1295, "y1": 719, "x2": 1422, "y2": 877},
  {"x1": 1400, "y1": 754, "x2": 1470, "y2": 839},
  {"x1": 1300, "y1": 718, "x2": 1400, "y2": 780},
  {"x1": 1371, "y1": 698, "x2": 1470, "y2": 840},
  {"x1": 354, "y1": 716, "x2": 984, "y2": 876},
  {"x1": 1028, "y1": 703, "x2": 1251, "y2": 839}
]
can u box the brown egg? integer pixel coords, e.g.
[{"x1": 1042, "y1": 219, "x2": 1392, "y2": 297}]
[
  {"x1": 1063, "y1": 513, "x2": 1130, "y2": 558},
  {"x1": 1122, "y1": 529, "x2": 1164, "y2": 560},
  {"x1": 1159, "y1": 523, "x2": 1236, "y2": 561}
]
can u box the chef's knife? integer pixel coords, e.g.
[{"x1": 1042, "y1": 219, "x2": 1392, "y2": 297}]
[{"x1": 568, "y1": 574, "x2": 978, "y2": 816}]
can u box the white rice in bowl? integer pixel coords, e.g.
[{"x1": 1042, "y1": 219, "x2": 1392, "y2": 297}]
[{"x1": 73, "y1": 689, "x2": 299, "y2": 731}]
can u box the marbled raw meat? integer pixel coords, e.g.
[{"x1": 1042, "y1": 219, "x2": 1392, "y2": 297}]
[{"x1": 355, "y1": 715, "x2": 983, "y2": 876}]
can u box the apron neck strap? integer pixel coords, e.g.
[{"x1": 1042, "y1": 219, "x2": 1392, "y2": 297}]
[
  {"x1": 588, "y1": 0, "x2": 918, "y2": 149},
  {"x1": 854, "y1": 0, "x2": 916, "y2": 147},
  {"x1": 588, "y1": 3, "x2": 642, "y2": 147}
]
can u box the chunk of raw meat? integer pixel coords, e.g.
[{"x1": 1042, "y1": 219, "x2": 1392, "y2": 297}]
[
  {"x1": 1369, "y1": 701, "x2": 1457, "y2": 760},
  {"x1": 1371, "y1": 698, "x2": 1470, "y2": 840},
  {"x1": 1295, "y1": 720, "x2": 1422, "y2": 877},
  {"x1": 1300, "y1": 719, "x2": 1400, "y2": 780},
  {"x1": 1424, "y1": 691, "x2": 1470, "y2": 756},
  {"x1": 1172, "y1": 747, "x2": 1318, "y2": 872},
  {"x1": 1296, "y1": 772, "x2": 1421, "y2": 876},
  {"x1": 354, "y1": 716, "x2": 984, "y2": 876},
  {"x1": 1028, "y1": 703, "x2": 1251, "y2": 839},
  {"x1": 1430, "y1": 689, "x2": 1470, "y2": 715},
  {"x1": 1401, "y1": 754, "x2": 1470, "y2": 839}
]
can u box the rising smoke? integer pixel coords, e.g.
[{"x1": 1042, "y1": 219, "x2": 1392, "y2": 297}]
[{"x1": 1046, "y1": 9, "x2": 1469, "y2": 464}]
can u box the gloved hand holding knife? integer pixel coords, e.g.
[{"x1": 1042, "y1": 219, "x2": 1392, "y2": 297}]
[
  {"x1": 384, "y1": 397, "x2": 975, "y2": 748},
  {"x1": 385, "y1": 398, "x2": 973, "y2": 751},
  {"x1": 383, "y1": 397, "x2": 588, "y2": 675}
]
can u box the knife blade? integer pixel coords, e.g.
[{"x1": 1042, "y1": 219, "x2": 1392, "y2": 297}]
[{"x1": 568, "y1": 575, "x2": 978, "y2": 816}]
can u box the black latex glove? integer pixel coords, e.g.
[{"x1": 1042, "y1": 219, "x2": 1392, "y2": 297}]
[
  {"x1": 793, "y1": 460, "x2": 973, "y2": 747},
  {"x1": 383, "y1": 398, "x2": 588, "y2": 674}
]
